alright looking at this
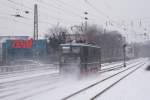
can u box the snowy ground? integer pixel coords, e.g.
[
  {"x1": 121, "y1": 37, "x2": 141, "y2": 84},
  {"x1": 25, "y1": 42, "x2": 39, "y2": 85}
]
[
  {"x1": 0, "y1": 58, "x2": 148, "y2": 100},
  {"x1": 97, "y1": 59, "x2": 150, "y2": 100}
]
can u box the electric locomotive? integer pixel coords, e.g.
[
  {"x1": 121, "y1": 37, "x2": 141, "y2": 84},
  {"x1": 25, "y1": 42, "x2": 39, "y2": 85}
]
[{"x1": 59, "y1": 43, "x2": 101, "y2": 77}]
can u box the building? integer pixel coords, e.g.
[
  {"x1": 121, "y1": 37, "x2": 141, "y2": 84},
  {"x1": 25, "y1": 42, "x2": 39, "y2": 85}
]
[
  {"x1": 2, "y1": 38, "x2": 48, "y2": 65},
  {"x1": 0, "y1": 36, "x2": 30, "y2": 65}
]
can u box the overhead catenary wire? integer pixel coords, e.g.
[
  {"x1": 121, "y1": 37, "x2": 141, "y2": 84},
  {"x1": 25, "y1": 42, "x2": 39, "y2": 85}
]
[
  {"x1": 84, "y1": 0, "x2": 125, "y2": 31},
  {"x1": 7, "y1": 0, "x2": 32, "y2": 11},
  {"x1": 0, "y1": 16, "x2": 32, "y2": 26},
  {"x1": 0, "y1": 1, "x2": 19, "y2": 11},
  {"x1": 0, "y1": 13, "x2": 54, "y2": 28},
  {"x1": 54, "y1": 0, "x2": 84, "y2": 15},
  {"x1": 35, "y1": 1, "x2": 85, "y2": 22},
  {"x1": 5, "y1": 0, "x2": 147, "y2": 32},
  {"x1": 26, "y1": 0, "x2": 84, "y2": 20},
  {"x1": 38, "y1": 0, "x2": 83, "y2": 19},
  {"x1": 84, "y1": 0, "x2": 109, "y2": 19},
  {"x1": 5, "y1": 0, "x2": 150, "y2": 31},
  {"x1": 40, "y1": 0, "x2": 109, "y2": 27},
  {"x1": 7, "y1": 0, "x2": 33, "y2": 14},
  {"x1": 53, "y1": 0, "x2": 107, "y2": 23},
  {"x1": 6, "y1": 0, "x2": 100, "y2": 26},
  {"x1": 6, "y1": 0, "x2": 81, "y2": 25}
]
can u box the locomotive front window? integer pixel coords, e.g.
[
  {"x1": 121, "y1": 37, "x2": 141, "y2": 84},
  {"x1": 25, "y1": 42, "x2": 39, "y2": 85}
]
[
  {"x1": 61, "y1": 46, "x2": 80, "y2": 64},
  {"x1": 62, "y1": 46, "x2": 80, "y2": 54},
  {"x1": 62, "y1": 46, "x2": 70, "y2": 54}
]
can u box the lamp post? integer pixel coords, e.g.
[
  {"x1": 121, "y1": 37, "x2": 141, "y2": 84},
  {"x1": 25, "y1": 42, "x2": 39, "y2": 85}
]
[{"x1": 123, "y1": 44, "x2": 127, "y2": 67}]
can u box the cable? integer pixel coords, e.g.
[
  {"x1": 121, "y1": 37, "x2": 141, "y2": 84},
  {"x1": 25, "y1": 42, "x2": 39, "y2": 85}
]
[
  {"x1": 21, "y1": 0, "x2": 83, "y2": 24},
  {"x1": 52, "y1": 0, "x2": 108, "y2": 24},
  {"x1": 54, "y1": 0, "x2": 83, "y2": 15},
  {"x1": 0, "y1": 16, "x2": 32, "y2": 26},
  {"x1": 39, "y1": 0, "x2": 83, "y2": 19},
  {"x1": 84, "y1": 0, "x2": 109, "y2": 19},
  {"x1": 84, "y1": 0, "x2": 123, "y2": 31},
  {"x1": 0, "y1": 1, "x2": 18, "y2": 10},
  {"x1": 49, "y1": 0, "x2": 82, "y2": 17},
  {"x1": 8, "y1": 0, "x2": 82, "y2": 25},
  {"x1": 3, "y1": 0, "x2": 122, "y2": 31},
  {"x1": 7, "y1": 0, "x2": 33, "y2": 12}
]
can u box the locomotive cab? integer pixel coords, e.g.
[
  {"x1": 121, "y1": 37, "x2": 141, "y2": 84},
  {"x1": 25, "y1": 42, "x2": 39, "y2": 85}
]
[{"x1": 59, "y1": 43, "x2": 101, "y2": 77}]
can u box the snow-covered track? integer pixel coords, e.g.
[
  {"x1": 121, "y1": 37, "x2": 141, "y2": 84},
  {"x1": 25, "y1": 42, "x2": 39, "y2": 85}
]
[
  {"x1": 100, "y1": 58, "x2": 142, "y2": 73},
  {"x1": 62, "y1": 60, "x2": 146, "y2": 100},
  {"x1": 90, "y1": 62, "x2": 145, "y2": 100},
  {"x1": 0, "y1": 73, "x2": 60, "y2": 99}
]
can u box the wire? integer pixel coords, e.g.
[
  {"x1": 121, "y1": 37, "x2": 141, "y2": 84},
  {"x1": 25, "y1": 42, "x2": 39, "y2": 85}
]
[
  {"x1": 20, "y1": 0, "x2": 83, "y2": 24},
  {"x1": 84, "y1": 0, "x2": 109, "y2": 19},
  {"x1": 51, "y1": 0, "x2": 107, "y2": 24},
  {"x1": 7, "y1": 0, "x2": 33, "y2": 12},
  {"x1": 0, "y1": 16, "x2": 32, "y2": 26},
  {"x1": 84, "y1": 0, "x2": 123, "y2": 30},
  {"x1": 4, "y1": 0, "x2": 114, "y2": 31},
  {"x1": 3, "y1": 0, "x2": 123, "y2": 31},
  {"x1": 54, "y1": 0, "x2": 83, "y2": 15},
  {"x1": 0, "y1": 1, "x2": 18, "y2": 10},
  {"x1": 39, "y1": 0, "x2": 83, "y2": 19}
]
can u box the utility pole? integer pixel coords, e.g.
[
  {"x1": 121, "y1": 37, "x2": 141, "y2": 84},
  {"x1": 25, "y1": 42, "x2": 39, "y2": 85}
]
[
  {"x1": 123, "y1": 43, "x2": 127, "y2": 67},
  {"x1": 33, "y1": 4, "x2": 38, "y2": 40},
  {"x1": 33, "y1": 4, "x2": 39, "y2": 60}
]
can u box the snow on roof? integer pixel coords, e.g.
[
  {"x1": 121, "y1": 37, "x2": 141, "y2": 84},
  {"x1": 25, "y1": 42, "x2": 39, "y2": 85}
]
[{"x1": 60, "y1": 43, "x2": 101, "y2": 48}]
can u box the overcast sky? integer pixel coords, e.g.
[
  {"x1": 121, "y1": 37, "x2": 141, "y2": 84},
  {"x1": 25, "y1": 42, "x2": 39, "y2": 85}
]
[{"x1": 0, "y1": 0, "x2": 150, "y2": 42}]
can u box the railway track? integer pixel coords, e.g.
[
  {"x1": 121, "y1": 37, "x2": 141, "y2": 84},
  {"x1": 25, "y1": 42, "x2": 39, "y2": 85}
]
[
  {"x1": 91, "y1": 63, "x2": 146, "y2": 100},
  {"x1": 0, "y1": 58, "x2": 142, "y2": 80},
  {"x1": 0, "y1": 65, "x2": 58, "y2": 76},
  {"x1": 100, "y1": 58, "x2": 143, "y2": 73},
  {"x1": 0, "y1": 68, "x2": 59, "y2": 82},
  {"x1": 0, "y1": 58, "x2": 146, "y2": 100},
  {"x1": 101, "y1": 58, "x2": 143, "y2": 68},
  {"x1": 62, "y1": 60, "x2": 146, "y2": 100},
  {"x1": 0, "y1": 73, "x2": 60, "y2": 99}
]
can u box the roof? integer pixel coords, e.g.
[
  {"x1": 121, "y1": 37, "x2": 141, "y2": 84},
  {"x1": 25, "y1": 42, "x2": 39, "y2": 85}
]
[{"x1": 60, "y1": 43, "x2": 101, "y2": 49}]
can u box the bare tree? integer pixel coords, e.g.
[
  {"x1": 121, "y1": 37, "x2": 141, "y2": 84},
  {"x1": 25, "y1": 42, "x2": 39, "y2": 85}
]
[
  {"x1": 84, "y1": 24, "x2": 125, "y2": 62},
  {"x1": 45, "y1": 25, "x2": 68, "y2": 53},
  {"x1": 44, "y1": 24, "x2": 125, "y2": 62}
]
